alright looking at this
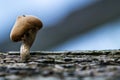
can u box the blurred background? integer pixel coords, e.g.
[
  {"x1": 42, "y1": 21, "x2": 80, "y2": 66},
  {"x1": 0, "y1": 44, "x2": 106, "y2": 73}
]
[{"x1": 0, "y1": 0, "x2": 120, "y2": 52}]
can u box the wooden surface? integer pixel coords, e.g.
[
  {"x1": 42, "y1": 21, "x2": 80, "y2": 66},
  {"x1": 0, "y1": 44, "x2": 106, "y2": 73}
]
[{"x1": 0, "y1": 49, "x2": 120, "y2": 80}]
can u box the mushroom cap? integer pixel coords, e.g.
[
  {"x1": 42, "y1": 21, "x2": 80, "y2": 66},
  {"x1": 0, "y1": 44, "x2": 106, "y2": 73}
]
[{"x1": 10, "y1": 15, "x2": 43, "y2": 42}]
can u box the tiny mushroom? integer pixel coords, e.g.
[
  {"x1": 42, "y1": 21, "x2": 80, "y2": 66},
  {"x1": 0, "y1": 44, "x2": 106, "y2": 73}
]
[{"x1": 10, "y1": 15, "x2": 43, "y2": 62}]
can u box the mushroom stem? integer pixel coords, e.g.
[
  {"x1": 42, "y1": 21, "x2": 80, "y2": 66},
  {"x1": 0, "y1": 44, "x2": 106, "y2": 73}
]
[
  {"x1": 20, "y1": 29, "x2": 37, "y2": 62},
  {"x1": 20, "y1": 42, "x2": 30, "y2": 61}
]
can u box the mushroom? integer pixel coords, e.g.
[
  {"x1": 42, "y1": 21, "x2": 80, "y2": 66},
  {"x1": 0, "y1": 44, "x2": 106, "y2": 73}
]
[{"x1": 10, "y1": 15, "x2": 43, "y2": 62}]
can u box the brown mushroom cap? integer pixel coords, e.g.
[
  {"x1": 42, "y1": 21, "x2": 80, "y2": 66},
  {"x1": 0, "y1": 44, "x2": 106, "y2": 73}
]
[{"x1": 10, "y1": 15, "x2": 43, "y2": 42}]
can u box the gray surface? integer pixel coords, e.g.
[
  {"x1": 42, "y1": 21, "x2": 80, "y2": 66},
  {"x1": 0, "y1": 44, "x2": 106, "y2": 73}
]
[{"x1": 1, "y1": 49, "x2": 120, "y2": 80}]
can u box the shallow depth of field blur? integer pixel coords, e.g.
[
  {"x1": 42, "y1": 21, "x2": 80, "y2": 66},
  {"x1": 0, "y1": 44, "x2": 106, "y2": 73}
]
[{"x1": 0, "y1": 0, "x2": 120, "y2": 52}]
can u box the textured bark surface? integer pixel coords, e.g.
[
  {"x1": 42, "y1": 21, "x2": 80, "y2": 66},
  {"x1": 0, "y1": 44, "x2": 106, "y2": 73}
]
[{"x1": 0, "y1": 49, "x2": 120, "y2": 80}]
